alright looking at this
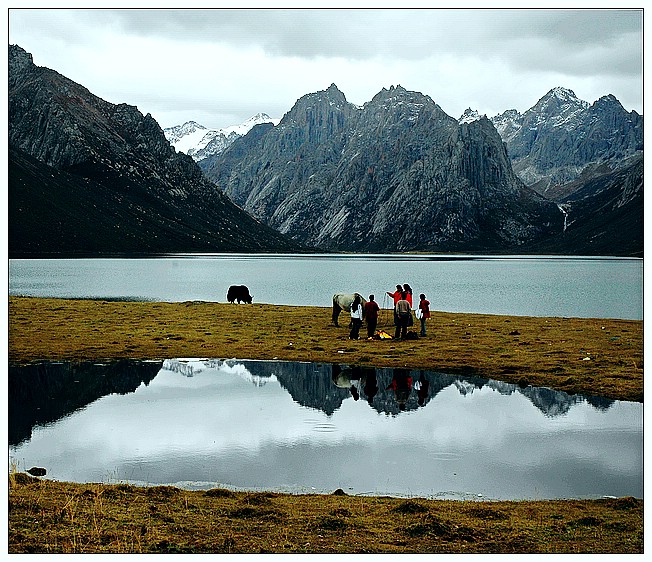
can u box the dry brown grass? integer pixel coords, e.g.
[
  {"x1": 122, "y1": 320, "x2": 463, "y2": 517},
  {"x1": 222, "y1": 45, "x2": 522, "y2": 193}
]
[
  {"x1": 9, "y1": 296, "x2": 643, "y2": 401},
  {"x1": 8, "y1": 476, "x2": 643, "y2": 554}
]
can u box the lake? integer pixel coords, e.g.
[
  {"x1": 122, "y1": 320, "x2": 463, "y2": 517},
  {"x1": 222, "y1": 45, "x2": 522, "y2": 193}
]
[
  {"x1": 9, "y1": 359, "x2": 642, "y2": 501},
  {"x1": 8, "y1": 254, "x2": 643, "y2": 319}
]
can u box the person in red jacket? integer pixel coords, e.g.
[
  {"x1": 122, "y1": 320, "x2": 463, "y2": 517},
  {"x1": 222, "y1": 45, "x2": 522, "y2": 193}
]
[
  {"x1": 418, "y1": 293, "x2": 431, "y2": 337},
  {"x1": 403, "y1": 283, "x2": 413, "y2": 306},
  {"x1": 387, "y1": 284, "x2": 405, "y2": 327},
  {"x1": 364, "y1": 294, "x2": 380, "y2": 339},
  {"x1": 386, "y1": 284, "x2": 403, "y2": 305},
  {"x1": 387, "y1": 369, "x2": 413, "y2": 411}
]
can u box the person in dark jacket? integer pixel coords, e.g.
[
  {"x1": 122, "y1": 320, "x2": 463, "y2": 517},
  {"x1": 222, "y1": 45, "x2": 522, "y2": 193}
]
[{"x1": 364, "y1": 294, "x2": 380, "y2": 338}]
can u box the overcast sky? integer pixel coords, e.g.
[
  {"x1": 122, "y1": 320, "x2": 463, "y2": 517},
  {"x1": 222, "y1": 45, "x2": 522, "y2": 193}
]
[{"x1": 7, "y1": 5, "x2": 644, "y2": 131}]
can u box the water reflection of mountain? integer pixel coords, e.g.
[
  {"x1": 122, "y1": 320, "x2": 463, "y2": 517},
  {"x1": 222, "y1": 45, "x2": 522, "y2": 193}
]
[
  {"x1": 232, "y1": 361, "x2": 352, "y2": 415},
  {"x1": 236, "y1": 361, "x2": 615, "y2": 418},
  {"x1": 8, "y1": 360, "x2": 162, "y2": 446},
  {"x1": 9, "y1": 359, "x2": 617, "y2": 447}
]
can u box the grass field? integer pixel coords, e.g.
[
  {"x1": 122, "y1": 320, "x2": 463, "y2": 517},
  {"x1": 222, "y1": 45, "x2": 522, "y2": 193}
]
[{"x1": 8, "y1": 474, "x2": 644, "y2": 554}]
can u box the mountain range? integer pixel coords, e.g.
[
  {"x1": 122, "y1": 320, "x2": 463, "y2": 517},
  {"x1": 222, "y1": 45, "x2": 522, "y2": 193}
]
[
  {"x1": 176, "y1": 86, "x2": 642, "y2": 198},
  {"x1": 200, "y1": 84, "x2": 642, "y2": 255},
  {"x1": 8, "y1": 44, "x2": 643, "y2": 257},
  {"x1": 487, "y1": 87, "x2": 643, "y2": 192}
]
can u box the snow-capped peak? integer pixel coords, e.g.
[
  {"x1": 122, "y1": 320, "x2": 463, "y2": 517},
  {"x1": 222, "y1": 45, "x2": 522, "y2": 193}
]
[
  {"x1": 550, "y1": 86, "x2": 580, "y2": 103},
  {"x1": 163, "y1": 121, "x2": 206, "y2": 144},
  {"x1": 221, "y1": 112, "x2": 280, "y2": 136},
  {"x1": 458, "y1": 108, "x2": 483, "y2": 124},
  {"x1": 164, "y1": 113, "x2": 279, "y2": 161},
  {"x1": 523, "y1": 87, "x2": 590, "y2": 130}
]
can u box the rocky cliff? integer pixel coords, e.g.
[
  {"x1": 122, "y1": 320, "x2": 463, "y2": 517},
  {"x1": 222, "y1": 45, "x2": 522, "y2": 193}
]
[
  {"x1": 490, "y1": 87, "x2": 643, "y2": 193},
  {"x1": 202, "y1": 84, "x2": 564, "y2": 252},
  {"x1": 8, "y1": 45, "x2": 305, "y2": 256}
]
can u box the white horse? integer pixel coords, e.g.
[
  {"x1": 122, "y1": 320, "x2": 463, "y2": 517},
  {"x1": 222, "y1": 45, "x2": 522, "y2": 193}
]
[{"x1": 332, "y1": 293, "x2": 367, "y2": 326}]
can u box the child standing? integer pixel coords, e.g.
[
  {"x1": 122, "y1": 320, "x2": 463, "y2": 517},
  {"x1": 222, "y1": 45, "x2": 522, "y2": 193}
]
[
  {"x1": 349, "y1": 294, "x2": 363, "y2": 340},
  {"x1": 418, "y1": 293, "x2": 431, "y2": 337}
]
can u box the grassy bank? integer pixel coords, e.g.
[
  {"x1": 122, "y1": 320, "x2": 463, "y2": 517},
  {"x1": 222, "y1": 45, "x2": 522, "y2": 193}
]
[
  {"x1": 8, "y1": 296, "x2": 643, "y2": 401},
  {"x1": 8, "y1": 296, "x2": 644, "y2": 554},
  {"x1": 8, "y1": 474, "x2": 643, "y2": 554}
]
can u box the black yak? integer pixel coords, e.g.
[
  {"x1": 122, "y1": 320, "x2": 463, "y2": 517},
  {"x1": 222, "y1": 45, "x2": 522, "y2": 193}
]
[{"x1": 227, "y1": 285, "x2": 253, "y2": 304}]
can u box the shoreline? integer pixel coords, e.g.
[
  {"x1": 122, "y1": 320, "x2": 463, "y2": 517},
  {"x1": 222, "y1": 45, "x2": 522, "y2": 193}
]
[
  {"x1": 8, "y1": 476, "x2": 643, "y2": 554},
  {"x1": 8, "y1": 296, "x2": 643, "y2": 402}
]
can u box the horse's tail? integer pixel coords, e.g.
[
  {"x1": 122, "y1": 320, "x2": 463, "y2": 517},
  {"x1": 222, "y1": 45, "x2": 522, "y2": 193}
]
[{"x1": 332, "y1": 295, "x2": 342, "y2": 326}]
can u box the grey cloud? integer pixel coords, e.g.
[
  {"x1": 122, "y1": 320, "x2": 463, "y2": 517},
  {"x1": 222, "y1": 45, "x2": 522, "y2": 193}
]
[
  {"x1": 89, "y1": 9, "x2": 397, "y2": 59},
  {"x1": 23, "y1": 8, "x2": 643, "y2": 69},
  {"x1": 494, "y1": 9, "x2": 642, "y2": 46},
  {"x1": 95, "y1": 8, "x2": 643, "y2": 79},
  {"x1": 8, "y1": 8, "x2": 643, "y2": 128}
]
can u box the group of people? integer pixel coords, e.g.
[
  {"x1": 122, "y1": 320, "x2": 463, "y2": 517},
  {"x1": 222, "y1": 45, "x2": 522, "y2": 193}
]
[
  {"x1": 386, "y1": 284, "x2": 430, "y2": 339},
  {"x1": 348, "y1": 283, "x2": 431, "y2": 340}
]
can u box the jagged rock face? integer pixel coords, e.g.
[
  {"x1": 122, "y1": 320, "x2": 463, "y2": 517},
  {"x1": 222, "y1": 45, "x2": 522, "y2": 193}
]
[
  {"x1": 8, "y1": 44, "x2": 305, "y2": 256},
  {"x1": 492, "y1": 88, "x2": 643, "y2": 191},
  {"x1": 204, "y1": 84, "x2": 563, "y2": 252}
]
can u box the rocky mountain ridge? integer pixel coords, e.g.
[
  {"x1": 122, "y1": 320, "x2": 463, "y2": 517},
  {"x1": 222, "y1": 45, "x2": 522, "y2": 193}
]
[
  {"x1": 201, "y1": 84, "x2": 564, "y2": 252},
  {"x1": 485, "y1": 87, "x2": 643, "y2": 192},
  {"x1": 200, "y1": 83, "x2": 642, "y2": 256},
  {"x1": 8, "y1": 44, "x2": 305, "y2": 256}
]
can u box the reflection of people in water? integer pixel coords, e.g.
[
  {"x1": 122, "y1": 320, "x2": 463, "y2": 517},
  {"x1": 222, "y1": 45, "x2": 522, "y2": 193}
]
[
  {"x1": 331, "y1": 365, "x2": 364, "y2": 400},
  {"x1": 386, "y1": 369, "x2": 413, "y2": 411},
  {"x1": 363, "y1": 371, "x2": 379, "y2": 404},
  {"x1": 414, "y1": 373, "x2": 430, "y2": 406},
  {"x1": 332, "y1": 365, "x2": 381, "y2": 404}
]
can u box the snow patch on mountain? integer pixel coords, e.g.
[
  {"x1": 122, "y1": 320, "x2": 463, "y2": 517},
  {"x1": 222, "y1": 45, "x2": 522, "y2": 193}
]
[
  {"x1": 221, "y1": 113, "x2": 281, "y2": 136},
  {"x1": 164, "y1": 113, "x2": 279, "y2": 161},
  {"x1": 458, "y1": 108, "x2": 483, "y2": 124},
  {"x1": 490, "y1": 109, "x2": 523, "y2": 141}
]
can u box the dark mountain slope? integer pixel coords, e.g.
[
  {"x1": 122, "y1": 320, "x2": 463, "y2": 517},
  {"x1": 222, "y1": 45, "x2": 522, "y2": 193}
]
[
  {"x1": 9, "y1": 44, "x2": 304, "y2": 256},
  {"x1": 520, "y1": 154, "x2": 643, "y2": 257},
  {"x1": 9, "y1": 145, "x2": 301, "y2": 256}
]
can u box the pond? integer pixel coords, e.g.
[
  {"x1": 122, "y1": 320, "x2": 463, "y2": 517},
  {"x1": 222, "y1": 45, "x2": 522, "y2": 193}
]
[
  {"x1": 9, "y1": 359, "x2": 642, "y2": 501},
  {"x1": 8, "y1": 254, "x2": 643, "y2": 319}
]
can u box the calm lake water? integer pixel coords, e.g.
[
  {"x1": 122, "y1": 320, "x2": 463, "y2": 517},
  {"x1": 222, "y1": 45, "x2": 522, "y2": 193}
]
[
  {"x1": 9, "y1": 359, "x2": 642, "y2": 501},
  {"x1": 8, "y1": 254, "x2": 643, "y2": 319}
]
